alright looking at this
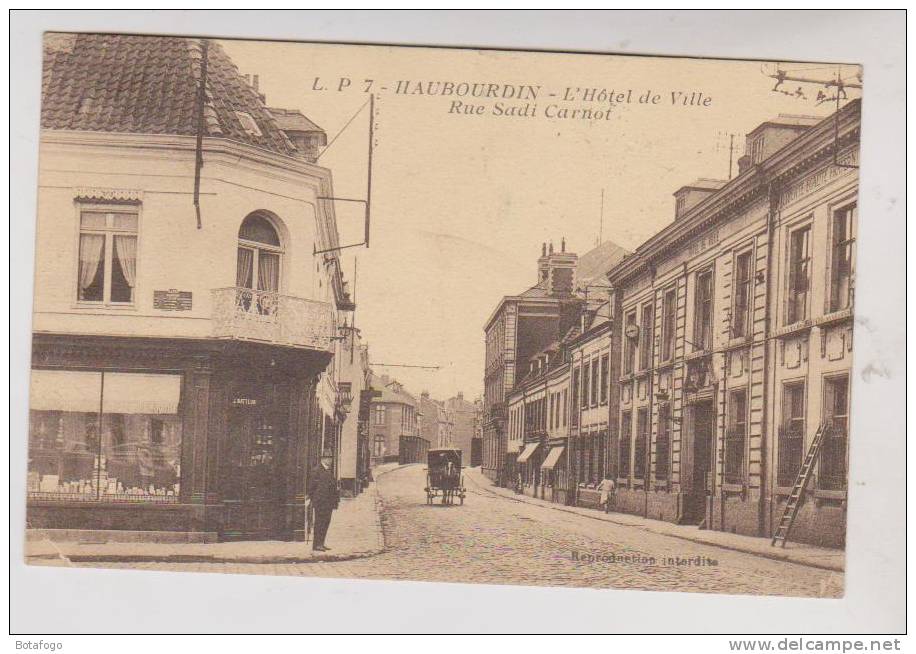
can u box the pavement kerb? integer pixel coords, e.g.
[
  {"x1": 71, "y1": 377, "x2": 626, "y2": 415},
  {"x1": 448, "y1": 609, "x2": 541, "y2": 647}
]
[
  {"x1": 463, "y1": 468, "x2": 844, "y2": 573},
  {"x1": 30, "y1": 476, "x2": 390, "y2": 566}
]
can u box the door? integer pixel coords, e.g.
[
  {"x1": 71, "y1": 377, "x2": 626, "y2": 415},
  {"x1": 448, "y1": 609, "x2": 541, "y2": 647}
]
[
  {"x1": 222, "y1": 381, "x2": 288, "y2": 540},
  {"x1": 683, "y1": 400, "x2": 715, "y2": 524}
]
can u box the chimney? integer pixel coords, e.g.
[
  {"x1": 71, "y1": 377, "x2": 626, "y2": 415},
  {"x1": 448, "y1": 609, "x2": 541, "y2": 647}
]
[
  {"x1": 457, "y1": 391, "x2": 464, "y2": 401},
  {"x1": 536, "y1": 237, "x2": 578, "y2": 298},
  {"x1": 673, "y1": 178, "x2": 727, "y2": 220}
]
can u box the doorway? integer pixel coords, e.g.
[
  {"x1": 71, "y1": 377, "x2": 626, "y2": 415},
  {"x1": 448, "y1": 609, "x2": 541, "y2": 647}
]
[
  {"x1": 221, "y1": 380, "x2": 288, "y2": 540},
  {"x1": 682, "y1": 400, "x2": 715, "y2": 524}
]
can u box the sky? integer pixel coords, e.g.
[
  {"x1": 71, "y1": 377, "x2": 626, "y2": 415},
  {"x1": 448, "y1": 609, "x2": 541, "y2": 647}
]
[{"x1": 219, "y1": 39, "x2": 858, "y2": 401}]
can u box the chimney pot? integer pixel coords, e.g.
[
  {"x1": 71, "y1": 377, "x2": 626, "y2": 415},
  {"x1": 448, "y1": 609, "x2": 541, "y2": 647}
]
[{"x1": 253, "y1": 74, "x2": 260, "y2": 91}]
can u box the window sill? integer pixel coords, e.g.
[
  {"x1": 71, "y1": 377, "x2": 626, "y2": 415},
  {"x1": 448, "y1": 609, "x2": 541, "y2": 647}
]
[
  {"x1": 775, "y1": 319, "x2": 813, "y2": 339},
  {"x1": 722, "y1": 482, "x2": 747, "y2": 498},
  {"x1": 71, "y1": 302, "x2": 137, "y2": 312},
  {"x1": 813, "y1": 488, "x2": 847, "y2": 501},
  {"x1": 817, "y1": 308, "x2": 854, "y2": 328},
  {"x1": 725, "y1": 335, "x2": 753, "y2": 350}
]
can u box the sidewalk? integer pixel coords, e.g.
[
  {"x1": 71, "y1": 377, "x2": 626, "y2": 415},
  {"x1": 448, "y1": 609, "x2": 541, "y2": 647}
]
[
  {"x1": 25, "y1": 481, "x2": 386, "y2": 565},
  {"x1": 465, "y1": 468, "x2": 844, "y2": 572}
]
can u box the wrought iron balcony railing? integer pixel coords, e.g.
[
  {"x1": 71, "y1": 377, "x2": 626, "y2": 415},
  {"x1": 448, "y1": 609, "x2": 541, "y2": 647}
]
[{"x1": 212, "y1": 287, "x2": 336, "y2": 352}]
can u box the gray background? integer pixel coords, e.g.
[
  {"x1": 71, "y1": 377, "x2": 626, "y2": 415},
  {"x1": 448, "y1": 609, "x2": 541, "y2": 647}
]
[{"x1": 9, "y1": 10, "x2": 905, "y2": 634}]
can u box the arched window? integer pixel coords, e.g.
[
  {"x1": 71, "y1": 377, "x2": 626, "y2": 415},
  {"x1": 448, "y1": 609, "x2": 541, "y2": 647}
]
[{"x1": 237, "y1": 213, "x2": 282, "y2": 293}]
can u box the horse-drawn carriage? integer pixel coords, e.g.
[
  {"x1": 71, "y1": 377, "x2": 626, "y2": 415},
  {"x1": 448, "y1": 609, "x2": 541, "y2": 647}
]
[{"x1": 424, "y1": 448, "x2": 466, "y2": 505}]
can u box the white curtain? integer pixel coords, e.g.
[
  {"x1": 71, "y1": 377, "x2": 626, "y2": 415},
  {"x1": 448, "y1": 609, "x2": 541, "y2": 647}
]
[
  {"x1": 236, "y1": 248, "x2": 253, "y2": 288},
  {"x1": 78, "y1": 234, "x2": 105, "y2": 297},
  {"x1": 257, "y1": 251, "x2": 279, "y2": 292},
  {"x1": 114, "y1": 236, "x2": 137, "y2": 289}
]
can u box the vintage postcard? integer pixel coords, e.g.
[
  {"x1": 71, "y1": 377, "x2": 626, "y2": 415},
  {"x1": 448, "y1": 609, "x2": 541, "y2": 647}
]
[{"x1": 25, "y1": 31, "x2": 861, "y2": 599}]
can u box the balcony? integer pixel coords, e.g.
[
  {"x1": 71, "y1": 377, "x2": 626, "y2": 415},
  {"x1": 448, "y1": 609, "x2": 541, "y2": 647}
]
[{"x1": 212, "y1": 287, "x2": 336, "y2": 352}]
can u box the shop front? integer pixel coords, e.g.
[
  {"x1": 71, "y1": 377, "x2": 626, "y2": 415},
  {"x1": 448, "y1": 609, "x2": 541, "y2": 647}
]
[{"x1": 27, "y1": 334, "x2": 330, "y2": 542}]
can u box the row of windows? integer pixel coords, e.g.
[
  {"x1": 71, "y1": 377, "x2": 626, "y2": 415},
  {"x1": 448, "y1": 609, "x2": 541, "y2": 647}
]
[
  {"x1": 570, "y1": 354, "x2": 609, "y2": 411},
  {"x1": 621, "y1": 203, "x2": 857, "y2": 373},
  {"x1": 76, "y1": 208, "x2": 290, "y2": 306},
  {"x1": 617, "y1": 374, "x2": 849, "y2": 489}
]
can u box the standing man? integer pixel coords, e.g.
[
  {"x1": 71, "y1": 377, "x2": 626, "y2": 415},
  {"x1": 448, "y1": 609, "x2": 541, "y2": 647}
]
[{"x1": 307, "y1": 454, "x2": 340, "y2": 552}]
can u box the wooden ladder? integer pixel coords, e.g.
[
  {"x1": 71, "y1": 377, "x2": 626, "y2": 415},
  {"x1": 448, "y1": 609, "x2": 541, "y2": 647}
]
[{"x1": 771, "y1": 421, "x2": 828, "y2": 548}]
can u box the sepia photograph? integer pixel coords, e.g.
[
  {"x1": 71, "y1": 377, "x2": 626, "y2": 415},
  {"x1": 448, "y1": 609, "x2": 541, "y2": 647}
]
[{"x1": 9, "y1": 9, "x2": 906, "y2": 638}]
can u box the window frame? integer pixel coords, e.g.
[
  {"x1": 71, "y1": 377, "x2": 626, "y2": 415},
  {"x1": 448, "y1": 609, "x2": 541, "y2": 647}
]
[
  {"x1": 74, "y1": 204, "x2": 141, "y2": 307},
  {"x1": 600, "y1": 353, "x2": 609, "y2": 405},
  {"x1": 618, "y1": 410, "x2": 632, "y2": 479},
  {"x1": 732, "y1": 249, "x2": 753, "y2": 339},
  {"x1": 724, "y1": 387, "x2": 748, "y2": 484},
  {"x1": 581, "y1": 360, "x2": 590, "y2": 410},
  {"x1": 639, "y1": 302, "x2": 654, "y2": 370},
  {"x1": 786, "y1": 222, "x2": 812, "y2": 325},
  {"x1": 237, "y1": 213, "x2": 285, "y2": 293},
  {"x1": 660, "y1": 287, "x2": 677, "y2": 363},
  {"x1": 693, "y1": 267, "x2": 714, "y2": 352},
  {"x1": 623, "y1": 310, "x2": 637, "y2": 374},
  {"x1": 828, "y1": 203, "x2": 857, "y2": 313}
]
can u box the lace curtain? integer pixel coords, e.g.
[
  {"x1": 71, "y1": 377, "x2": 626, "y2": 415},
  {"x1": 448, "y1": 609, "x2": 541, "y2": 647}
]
[{"x1": 78, "y1": 234, "x2": 105, "y2": 298}]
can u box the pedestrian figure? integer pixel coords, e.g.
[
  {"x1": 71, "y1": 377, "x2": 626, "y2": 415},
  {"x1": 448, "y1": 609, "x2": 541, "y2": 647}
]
[
  {"x1": 307, "y1": 455, "x2": 340, "y2": 552},
  {"x1": 598, "y1": 477, "x2": 616, "y2": 513}
]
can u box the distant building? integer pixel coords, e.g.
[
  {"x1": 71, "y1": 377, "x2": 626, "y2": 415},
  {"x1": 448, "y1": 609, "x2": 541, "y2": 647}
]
[
  {"x1": 481, "y1": 241, "x2": 582, "y2": 485},
  {"x1": 337, "y1": 336, "x2": 371, "y2": 496},
  {"x1": 419, "y1": 392, "x2": 450, "y2": 449},
  {"x1": 445, "y1": 392, "x2": 477, "y2": 466},
  {"x1": 482, "y1": 239, "x2": 627, "y2": 486},
  {"x1": 368, "y1": 374, "x2": 426, "y2": 465}
]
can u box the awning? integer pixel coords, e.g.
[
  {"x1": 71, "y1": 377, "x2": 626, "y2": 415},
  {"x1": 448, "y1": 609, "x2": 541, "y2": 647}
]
[
  {"x1": 516, "y1": 442, "x2": 541, "y2": 464},
  {"x1": 540, "y1": 446, "x2": 566, "y2": 471}
]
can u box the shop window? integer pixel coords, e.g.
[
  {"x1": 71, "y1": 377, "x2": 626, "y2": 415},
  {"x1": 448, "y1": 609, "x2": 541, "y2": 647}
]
[
  {"x1": 732, "y1": 251, "x2": 752, "y2": 338},
  {"x1": 820, "y1": 375, "x2": 849, "y2": 491},
  {"x1": 778, "y1": 382, "x2": 806, "y2": 487},
  {"x1": 786, "y1": 225, "x2": 811, "y2": 325},
  {"x1": 623, "y1": 310, "x2": 637, "y2": 374},
  {"x1": 634, "y1": 408, "x2": 649, "y2": 480},
  {"x1": 28, "y1": 370, "x2": 182, "y2": 501},
  {"x1": 639, "y1": 303, "x2": 654, "y2": 370},
  {"x1": 77, "y1": 209, "x2": 138, "y2": 304},
  {"x1": 830, "y1": 204, "x2": 856, "y2": 313},
  {"x1": 618, "y1": 411, "x2": 632, "y2": 479},
  {"x1": 693, "y1": 269, "x2": 714, "y2": 351},
  {"x1": 724, "y1": 389, "x2": 748, "y2": 484},
  {"x1": 661, "y1": 288, "x2": 677, "y2": 362},
  {"x1": 373, "y1": 435, "x2": 385, "y2": 457}
]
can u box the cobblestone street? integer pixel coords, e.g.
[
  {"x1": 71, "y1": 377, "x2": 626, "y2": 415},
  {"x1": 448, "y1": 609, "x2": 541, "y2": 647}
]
[{"x1": 67, "y1": 465, "x2": 843, "y2": 597}]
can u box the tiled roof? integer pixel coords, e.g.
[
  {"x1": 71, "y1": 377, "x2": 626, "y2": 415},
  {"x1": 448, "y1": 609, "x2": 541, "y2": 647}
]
[
  {"x1": 41, "y1": 32, "x2": 298, "y2": 157},
  {"x1": 267, "y1": 106, "x2": 325, "y2": 134}
]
